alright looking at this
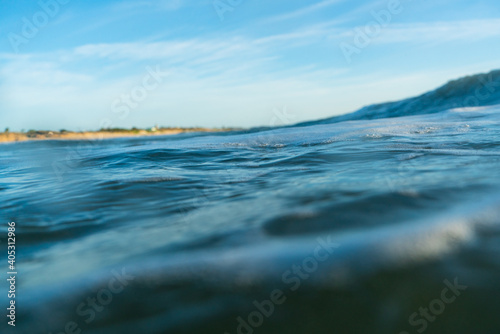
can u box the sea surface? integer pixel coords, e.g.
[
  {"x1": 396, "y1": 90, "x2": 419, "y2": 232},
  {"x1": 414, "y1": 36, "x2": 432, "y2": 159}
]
[{"x1": 1, "y1": 102, "x2": 500, "y2": 332}]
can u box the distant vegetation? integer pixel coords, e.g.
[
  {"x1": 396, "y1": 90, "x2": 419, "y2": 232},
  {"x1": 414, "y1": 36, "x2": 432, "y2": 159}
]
[
  {"x1": 0, "y1": 126, "x2": 234, "y2": 140},
  {"x1": 99, "y1": 127, "x2": 131, "y2": 133},
  {"x1": 26, "y1": 130, "x2": 54, "y2": 138},
  {"x1": 0, "y1": 126, "x2": 233, "y2": 143},
  {"x1": 2, "y1": 126, "x2": 214, "y2": 135},
  {"x1": 98, "y1": 126, "x2": 207, "y2": 133}
]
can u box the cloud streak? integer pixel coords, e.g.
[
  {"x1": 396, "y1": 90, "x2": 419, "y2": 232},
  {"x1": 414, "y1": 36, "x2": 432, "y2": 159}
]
[
  {"x1": 262, "y1": 0, "x2": 346, "y2": 23},
  {"x1": 334, "y1": 18, "x2": 500, "y2": 47}
]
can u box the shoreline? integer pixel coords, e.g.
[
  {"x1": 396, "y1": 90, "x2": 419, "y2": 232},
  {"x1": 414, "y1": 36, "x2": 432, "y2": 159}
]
[{"x1": 0, "y1": 128, "x2": 235, "y2": 143}]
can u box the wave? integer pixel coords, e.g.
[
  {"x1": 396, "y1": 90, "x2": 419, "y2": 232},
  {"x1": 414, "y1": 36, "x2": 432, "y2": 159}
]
[{"x1": 296, "y1": 69, "x2": 500, "y2": 126}]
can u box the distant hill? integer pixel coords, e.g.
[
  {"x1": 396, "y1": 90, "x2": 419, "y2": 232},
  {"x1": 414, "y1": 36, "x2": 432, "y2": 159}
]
[{"x1": 297, "y1": 69, "x2": 500, "y2": 126}]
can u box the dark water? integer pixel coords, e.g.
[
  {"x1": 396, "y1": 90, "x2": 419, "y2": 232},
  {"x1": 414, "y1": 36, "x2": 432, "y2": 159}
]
[{"x1": 1, "y1": 105, "x2": 500, "y2": 334}]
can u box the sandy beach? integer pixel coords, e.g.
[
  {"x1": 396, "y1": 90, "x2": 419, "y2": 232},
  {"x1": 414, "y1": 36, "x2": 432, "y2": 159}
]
[{"x1": 0, "y1": 128, "x2": 232, "y2": 143}]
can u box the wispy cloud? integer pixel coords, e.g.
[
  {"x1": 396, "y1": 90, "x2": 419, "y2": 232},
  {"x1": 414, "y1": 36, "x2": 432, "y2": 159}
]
[
  {"x1": 378, "y1": 19, "x2": 500, "y2": 44},
  {"x1": 111, "y1": 0, "x2": 188, "y2": 12},
  {"x1": 71, "y1": 38, "x2": 264, "y2": 70},
  {"x1": 335, "y1": 19, "x2": 500, "y2": 45},
  {"x1": 262, "y1": 0, "x2": 345, "y2": 23}
]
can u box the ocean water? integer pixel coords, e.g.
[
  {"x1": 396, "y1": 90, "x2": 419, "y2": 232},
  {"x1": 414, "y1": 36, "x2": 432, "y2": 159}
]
[{"x1": 1, "y1": 104, "x2": 500, "y2": 334}]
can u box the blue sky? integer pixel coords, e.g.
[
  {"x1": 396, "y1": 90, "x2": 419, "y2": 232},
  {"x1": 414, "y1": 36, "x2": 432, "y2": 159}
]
[{"x1": 0, "y1": 0, "x2": 499, "y2": 131}]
